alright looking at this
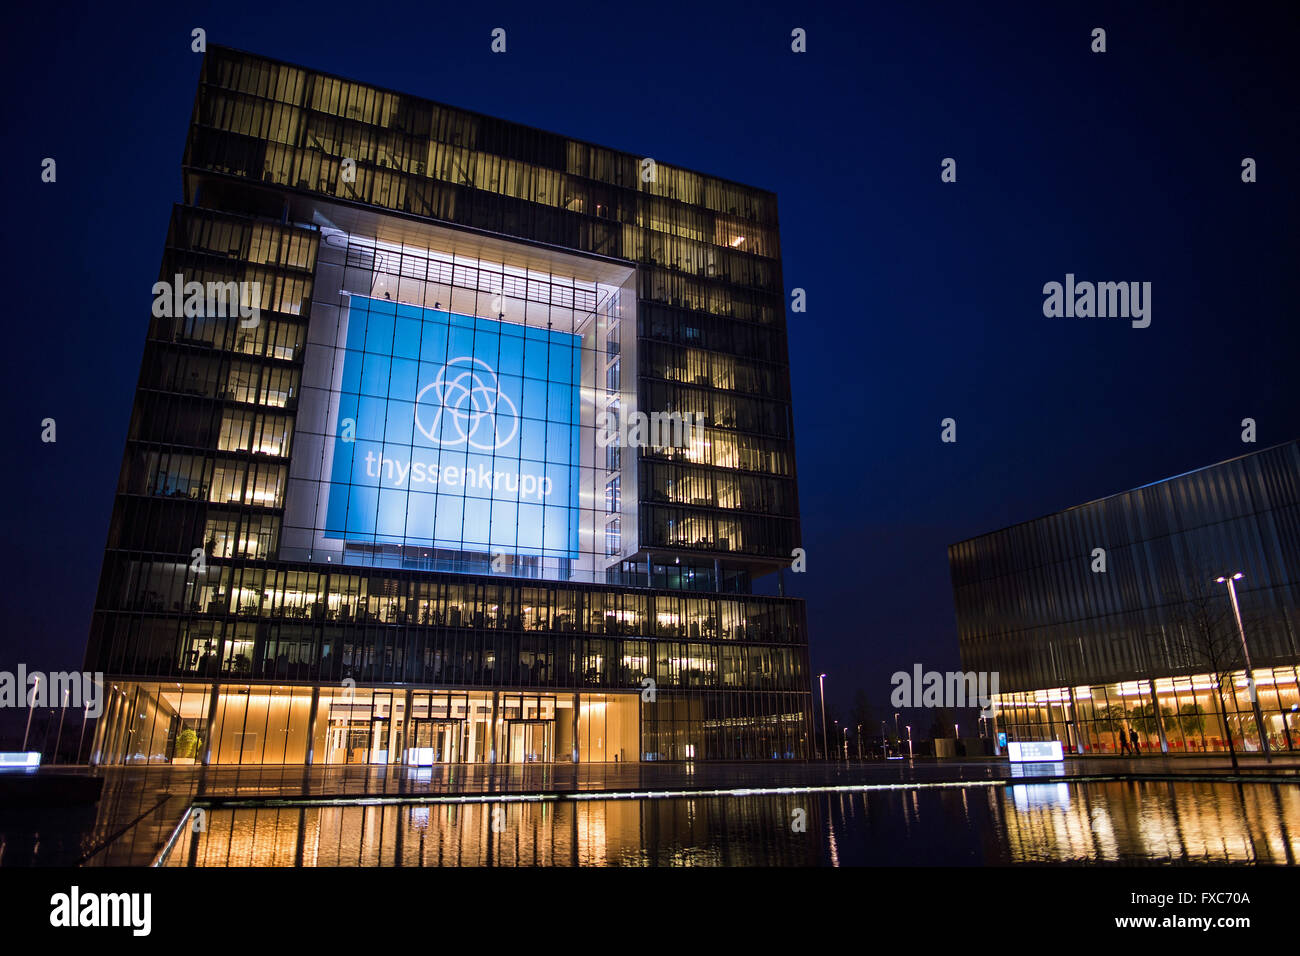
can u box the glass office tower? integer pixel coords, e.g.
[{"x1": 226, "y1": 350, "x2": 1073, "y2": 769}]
[
  {"x1": 950, "y1": 440, "x2": 1300, "y2": 754},
  {"x1": 86, "y1": 46, "x2": 811, "y2": 766}
]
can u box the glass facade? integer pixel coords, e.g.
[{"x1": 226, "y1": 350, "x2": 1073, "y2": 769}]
[
  {"x1": 991, "y1": 668, "x2": 1300, "y2": 754},
  {"x1": 85, "y1": 46, "x2": 812, "y2": 765},
  {"x1": 950, "y1": 441, "x2": 1300, "y2": 753}
]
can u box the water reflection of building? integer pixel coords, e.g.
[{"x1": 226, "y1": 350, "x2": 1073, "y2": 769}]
[
  {"x1": 163, "y1": 795, "x2": 822, "y2": 866},
  {"x1": 84, "y1": 45, "x2": 812, "y2": 767},
  {"x1": 950, "y1": 441, "x2": 1300, "y2": 754},
  {"x1": 158, "y1": 784, "x2": 1300, "y2": 865},
  {"x1": 994, "y1": 781, "x2": 1300, "y2": 864}
]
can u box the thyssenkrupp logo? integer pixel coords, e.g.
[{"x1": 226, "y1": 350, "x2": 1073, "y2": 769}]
[{"x1": 415, "y1": 356, "x2": 519, "y2": 450}]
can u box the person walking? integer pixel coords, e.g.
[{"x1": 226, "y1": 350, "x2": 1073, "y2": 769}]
[
  {"x1": 1130, "y1": 729, "x2": 1141, "y2": 755},
  {"x1": 1119, "y1": 729, "x2": 1130, "y2": 756}
]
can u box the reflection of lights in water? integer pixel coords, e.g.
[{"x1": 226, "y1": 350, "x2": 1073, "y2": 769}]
[
  {"x1": 161, "y1": 781, "x2": 1300, "y2": 868},
  {"x1": 1009, "y1": 783, "x2": 1071, "y2": 811},
  {"x1": 1000, "y1": 785, "x2": 1100, "y2": 862},
  {"x1": 996, "y1": 781, "x2": 1300, "y2": 864},
  {"x1": 1009, "y1": 761, "x2": 1066, "y2": 778}
]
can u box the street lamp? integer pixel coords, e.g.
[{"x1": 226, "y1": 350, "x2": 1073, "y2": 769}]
[
  {"x1": 818, "y1": 673, "x2": 829, "y2": 761},
  {"x1": 54, "y1": 688, "x2": 70, "y2": 765},
  {"x1": 906, "y1": 725, "x2": 913, "y2": 759},
  {"x1": 894, "y1": 711, "x2": 900, "y2": 741},
  {"x1": 842, "y1": 725, "x2": 849, "y2": 761},
  {"x1": 856, "y1": 723, "x2": 863, "y2": 760},
  {"x1": 880, "y1": 720, "x2": 888, "y2": 758},
  {"x1": 21, "y1": 674, "x2": 41, "y2": 753},
  {"x1": 1215, "y1": 573, "x2": 1271, "y2": 763}
]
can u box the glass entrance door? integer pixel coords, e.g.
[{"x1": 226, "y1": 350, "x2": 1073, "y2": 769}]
[
  {"x1": 370, "y1": 718, "x2": 390, "y2": 764},
  {"x1": 326, "y1": 719, "x2": 372, "y2": 764},
  {"x1": 506, "y1": 720, "x2": 553, "y2": 763}
]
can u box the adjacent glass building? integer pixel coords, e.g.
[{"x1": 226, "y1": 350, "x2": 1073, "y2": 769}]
[
  {"x1": 86, "y1": 46, "x2": 811, "y2": 766},
  {"x1": 950, "y1": 441, "x2": 1300, "y2": 754}
]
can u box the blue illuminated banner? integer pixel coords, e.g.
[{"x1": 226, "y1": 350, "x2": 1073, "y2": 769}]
[{"x1": 325, "y1": 296, "x2": 580, "y2": 559}]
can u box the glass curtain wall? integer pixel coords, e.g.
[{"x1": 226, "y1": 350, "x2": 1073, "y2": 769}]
[{"x1": 992, "y1": 665, "x2": 1300, "y2": 754}]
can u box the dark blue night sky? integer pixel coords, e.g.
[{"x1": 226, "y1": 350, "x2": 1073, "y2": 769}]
[{"x1": 2, "y1": 1, "x2": 1297, "y2": 723}]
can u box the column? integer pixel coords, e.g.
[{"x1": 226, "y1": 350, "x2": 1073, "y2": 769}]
[
  {"x1": 1148, "y1": 678, "x2": 1169, "y2": 754},
  {"x1": 1067, "y1": 685, "x2": 1084, "y2": 754},
  {"x1": 304, "y1": 684, "x2": 321, "y2": 766},
  {"x1": 200, "y1": 682, "x2": 221, "y2": 766},
  {"x1": 572, "y1": 692, "x2": 580, "y2": 763},
  {"x1": 91, "y1": 686, "x2": 121, "y2": 766},
  {"x1": 400, "y1": 688, "x2": 414, "y2": 766}
]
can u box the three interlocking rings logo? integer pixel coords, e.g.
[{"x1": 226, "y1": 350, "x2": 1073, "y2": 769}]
[{"x1": 414, "y1": 356, "x2": 519, "y2": 450}]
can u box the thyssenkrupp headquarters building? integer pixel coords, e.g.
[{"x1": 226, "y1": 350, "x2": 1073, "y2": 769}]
[{"x1": 86, "y1": 47, "x2": 811, "y2": 766}]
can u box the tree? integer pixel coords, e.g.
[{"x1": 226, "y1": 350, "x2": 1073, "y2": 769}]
[
  {"x1": 850, "y1": 689, "x2": 873, "y2": 733},
  {"x1": 1130, "y1": 703, "x2": 1174, "y2": 741},
  {"x1": 1164, "y1": 572, "x2": 1246, "y2": 771},
  {"x1": 1177, "y1": 702, "x2": 1207, "y2": 741},
  {"x1": 1095, "y1": 703, "x2": 1128, "y2": 752},
  {"x1": 821, "y1": 703, "x2": 844, "y2": 759},
  {"x1": 174, "y1": 727, "x2": 201, "y2": 761},
  {"x1": 928, "y1": 707, "x2": 955, "y2": 740}
]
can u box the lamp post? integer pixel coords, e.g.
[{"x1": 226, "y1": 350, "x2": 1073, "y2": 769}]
[
  {"x1": 818, "y1": 673, "x2": 829, "y2": 761},
  {"x1": 894, "y1": 711, "x2": 900, "y2": 742},
  {"x1": 76, "y1": 698, "x2": 92, "y2": 766},
  {"x1": 842, "y1": 726, "x2": 849, "y2": 761},
  {"x1": 906, "y1": 725, "x2": 913, "y2": 759},
  {"x1": 856, "y1": 723, "x2": 863, "y2": 760},
  {"x1": 54, "y1": 688, "x2": 70, "y2": 764},
  {"x1": 21, "y1": 674, "x2": 41, "y2": 752},
  {"x1": 1216, "y1": 573, "x2": 1271, "y2": 763},
  {"x1": 880, "y1": 720, "x2": 888, "y2": 758}
]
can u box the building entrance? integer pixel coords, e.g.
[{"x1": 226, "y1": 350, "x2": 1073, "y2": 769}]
[
  {"x1": 506, "y1": 719, "x2": 553, "y2": 762},
  {"x1": 406, "y1": 718, "x2": 462, "y2": 764}
]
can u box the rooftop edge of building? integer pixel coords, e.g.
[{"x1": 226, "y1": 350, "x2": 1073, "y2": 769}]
[
  {"x1": 200, "y1": 44, "x2": 782, "y2": 202},
  {"x1": 948, "y1": 437, "x2": 1300, "y2": 551}
]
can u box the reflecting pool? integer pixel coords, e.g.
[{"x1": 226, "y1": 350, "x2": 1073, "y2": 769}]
[{"x1": 161, "y1": 780, "x2": 1300, "y2": 866}]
